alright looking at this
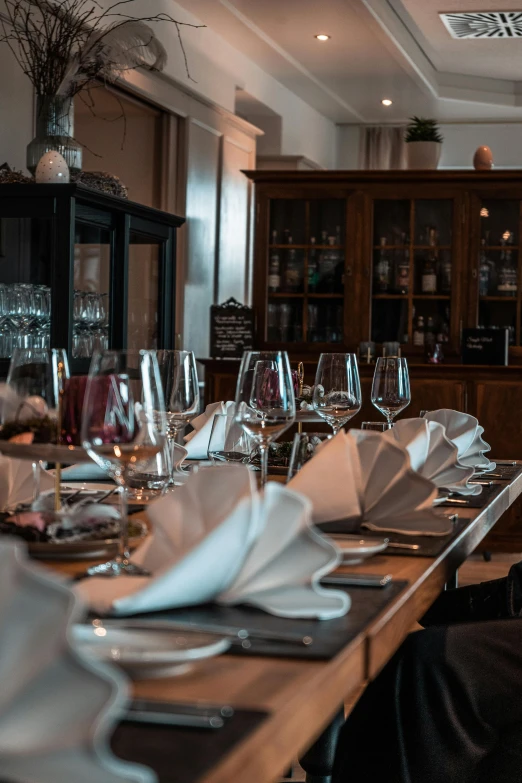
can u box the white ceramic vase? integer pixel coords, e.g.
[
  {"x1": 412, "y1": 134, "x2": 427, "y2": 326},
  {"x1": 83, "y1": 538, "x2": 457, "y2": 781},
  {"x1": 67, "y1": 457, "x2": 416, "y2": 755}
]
[{"x1": 406, "y1": 141, "x2": 442, "y2": 170}]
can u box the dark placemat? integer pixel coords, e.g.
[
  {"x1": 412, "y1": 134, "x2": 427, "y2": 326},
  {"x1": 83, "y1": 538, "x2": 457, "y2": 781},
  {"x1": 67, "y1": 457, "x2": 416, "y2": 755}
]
[
  {"x1": 111, "y1": 581, "x2": 407, "y2": 661},
  {"x1": 111, "y1": 707, "x2": 269, "y2": 783},
  {"x1": 440, "y1": 482, "x2": 504, "y2": 509},
  {"x1": 485, "y1": 463, "x2": 522, "y2": 481},
  {"x1": 320, "y1": 484, "x2": 505, "y2": 558}
]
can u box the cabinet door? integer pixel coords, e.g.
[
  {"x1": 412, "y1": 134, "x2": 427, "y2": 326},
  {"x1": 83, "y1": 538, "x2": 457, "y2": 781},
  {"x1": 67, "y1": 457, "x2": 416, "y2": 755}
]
[
  {"x1": 407, "y1": 379, "x2": 466, "y2": 418},
  {"x1": 468, "y1": 193, "x2": 522, "y2": 350},
  {"x1": 475, "y1": 381, "x2": 522, "y2": 458},
  {"x1": 367, "y1": 192, "x2": 464, "y2": 358}
]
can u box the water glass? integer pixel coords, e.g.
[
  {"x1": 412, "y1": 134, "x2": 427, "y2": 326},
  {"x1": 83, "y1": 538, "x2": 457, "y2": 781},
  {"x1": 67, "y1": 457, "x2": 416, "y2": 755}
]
[
  {"x1": 312, "y1": 353, "x2": 362, "y2": 436},
  {"x1": 235, "y1": 351, "x2": 296, "y2": 488},
  {"x1": 207, "y1": 413, "x2": 253, "y2": 465},
  {"x1": 371, "y1": 357, "x2": 411, "y2": 427},
  {"x1": 360, "y1": 422, "x2": 392, "y2": 431},
  {"x1": 286, "y1": 432, "x2": 330, "y2": 482}
]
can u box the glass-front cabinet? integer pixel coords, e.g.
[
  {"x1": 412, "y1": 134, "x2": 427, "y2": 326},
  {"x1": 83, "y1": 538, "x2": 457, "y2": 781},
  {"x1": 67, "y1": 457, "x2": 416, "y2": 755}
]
[{"x1": 0, "y1": 184, "x2": 183, "y2": 374}]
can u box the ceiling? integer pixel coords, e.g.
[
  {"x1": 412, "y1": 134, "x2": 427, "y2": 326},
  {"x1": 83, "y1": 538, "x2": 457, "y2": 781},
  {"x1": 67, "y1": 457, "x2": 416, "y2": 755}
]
[{"x1": 173, "y1": 0, "x2": 522, "y2": 124}]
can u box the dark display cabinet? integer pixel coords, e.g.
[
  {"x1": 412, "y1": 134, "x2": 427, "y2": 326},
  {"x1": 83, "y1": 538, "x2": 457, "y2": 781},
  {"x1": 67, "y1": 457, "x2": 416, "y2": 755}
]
[{"x1": 0, "y1": 184, "x2": 183, "y2": 374}]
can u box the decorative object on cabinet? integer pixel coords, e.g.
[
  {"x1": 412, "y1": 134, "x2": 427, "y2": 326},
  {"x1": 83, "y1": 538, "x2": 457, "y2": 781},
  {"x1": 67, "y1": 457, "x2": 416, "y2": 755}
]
[
  {"x1": 0, "y1": 183, "x2": 183, "y2": 376},
  {"x1": 210, "y1": 298, "x2": 255, "y2": 359},
  {"x1": 35, "y1": 150, "x2": 70, "y2": 184},
  {"x1": 72, "y1": 171, "x2": 128, "y2": 199},
  {"x1": 0, "y1": 0, "x2": 203, "y2": 174},
  {"x1": 462, "y1": 327, "x2": 509, "y2": 365},
  {"x1": 0, "y1": 163, "x2": 31, "y2": 185},
  {"x1": 473, "y1": 146, "x2": 494, "y2": 171},
  {"x1": 405, "y1": 117, "x2": 443, "y2": 170}
]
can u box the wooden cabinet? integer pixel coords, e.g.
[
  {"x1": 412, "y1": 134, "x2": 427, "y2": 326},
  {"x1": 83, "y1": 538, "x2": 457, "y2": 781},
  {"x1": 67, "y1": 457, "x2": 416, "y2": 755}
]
[{"x1": 245, "y1": 170, "x2": 522, "y2": 362}]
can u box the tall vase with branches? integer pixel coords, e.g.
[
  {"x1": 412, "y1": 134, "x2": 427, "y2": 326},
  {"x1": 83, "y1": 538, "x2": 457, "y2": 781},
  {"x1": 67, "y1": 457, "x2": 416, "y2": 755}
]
[{"x1": 0, "y1": 0, "x2": 203, "y2": 174}]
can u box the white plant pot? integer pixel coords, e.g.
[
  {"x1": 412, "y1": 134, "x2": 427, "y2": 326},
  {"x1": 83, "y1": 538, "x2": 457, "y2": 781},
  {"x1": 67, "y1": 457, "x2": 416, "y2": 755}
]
[{"x1": 406, "y1": 141, "x2": 442, "y2": 170}]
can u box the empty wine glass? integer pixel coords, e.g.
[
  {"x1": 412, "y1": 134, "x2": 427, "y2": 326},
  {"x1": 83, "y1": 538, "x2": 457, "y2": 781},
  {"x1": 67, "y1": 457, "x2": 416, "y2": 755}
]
[
  {"x1": 81, "y1": 349, "x2": 167, "y2": 577},
  {"x1": 312, "y1": 353, "x2": 362, "y2": 436},
  {"x1": 371, "y1": 356, "x2": 411, "y2": 427},
  {"x1": 360, "y1": 422, "x2": 392, "y2": 431},
  {"x1": 235, "y1": 351, "x2": 296, "y2": 488},
  {"x1": 156, "y1": 350, "x2": 200, "y2": 487},
  {"x1": 207, "y1": 412, "x2": 253, "y2": 465}
]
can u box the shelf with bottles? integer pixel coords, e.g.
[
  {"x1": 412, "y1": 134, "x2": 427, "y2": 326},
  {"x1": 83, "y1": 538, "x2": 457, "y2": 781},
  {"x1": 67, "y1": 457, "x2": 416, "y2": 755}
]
[
  {"x1": 478, "y1": 240, "x2": 518, "y2": 300},
  {"x1": 267, "y1": 299, "x2": 303, "y2": 343},
  {"x1": 268, "y1": 232, "x2": 344, "y2": 297},
  {"x1": 307, "y1": 300, "x2": 343, "y2": 344},
  {"x1": 411, "y1": 303, "x2": 451, "y2": 353}
]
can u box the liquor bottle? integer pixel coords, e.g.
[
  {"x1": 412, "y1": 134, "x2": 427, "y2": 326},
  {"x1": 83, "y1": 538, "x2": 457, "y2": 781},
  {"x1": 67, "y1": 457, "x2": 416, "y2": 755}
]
[
  {"x1": 374, "y1": 237, "x2": 391, "y2": 293},
  {"x1": 439, "y1": 256, "x2": 452, "y2": 294},
  {"x1": 318, "y1": 237, "x2": 338, "y2": 294},
  {"x1": 478, "y1": 239, "x2": 491, "y2": 296},
  {"x1": 422, "y1": 228, "x2": 438, "y2": 294},
  {"x1": 308, "y1": 237, "x2": 319, "y2": 293},
  {"x1": 497, "y1": 241, "x2": 518, "y2": 297},
  {"x1": 268, "y1": 230, "x2": 281, "y2": 293},
  {"x1": 425, "y1": 316, "x2": 436, "y2": 351},
  {"x1": 394, "y1": 247, "x2": 409, "y2": 294},
  {"x1": 284, "y1": 237, "x2": 302, "y2": 293},
  {"x1": 413, "y1": 315, "x2": 425, "y2": 347}
]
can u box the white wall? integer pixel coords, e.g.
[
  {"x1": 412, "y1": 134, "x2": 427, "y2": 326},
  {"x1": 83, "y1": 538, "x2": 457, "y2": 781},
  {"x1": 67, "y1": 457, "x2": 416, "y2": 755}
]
[{"x1": 0, "y1": 45, "x2": 33, "y2": 170}]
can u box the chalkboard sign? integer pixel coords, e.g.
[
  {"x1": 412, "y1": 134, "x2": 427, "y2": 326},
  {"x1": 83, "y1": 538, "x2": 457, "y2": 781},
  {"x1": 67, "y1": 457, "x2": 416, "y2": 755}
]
[
  {"x1": 462, "y1": 327, "x2": 509, "y2": 365},
  {"x1": 210, "y1": 298, "x2": 255, "y2": 359}
]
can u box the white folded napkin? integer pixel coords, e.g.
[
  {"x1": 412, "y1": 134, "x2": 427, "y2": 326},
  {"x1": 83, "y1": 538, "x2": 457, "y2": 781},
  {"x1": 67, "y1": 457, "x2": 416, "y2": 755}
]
[
  {"x1": 77, "y1": 465, "x2": 349, "y2": 620},
  {"x1": 382, "y1": 418, "x2": 480, "y2": 496},
  {"x1": 0, "y1": 455, "x2": 54, "y2": 511},
  {"x1": 183, "y1": 401, "x2": 235, "y2": 459},
  {"x1": 289, "y1": 431, "x2": 452, "y2": 536},
  {"x1": 0, "y1": 540, "x2": 153, "y2": 783},
  {"x1": 423, "y1": 409, "x2": 495, "y2": 472}
]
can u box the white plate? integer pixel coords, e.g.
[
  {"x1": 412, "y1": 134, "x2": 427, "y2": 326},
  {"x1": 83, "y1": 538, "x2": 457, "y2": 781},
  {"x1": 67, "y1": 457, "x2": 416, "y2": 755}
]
[
  {"x1": 72, "y1": 625, "x2": 231, "y2": 679},
  {"x1": 330, "y1": 535, "x2": 389, "y2": 564}
]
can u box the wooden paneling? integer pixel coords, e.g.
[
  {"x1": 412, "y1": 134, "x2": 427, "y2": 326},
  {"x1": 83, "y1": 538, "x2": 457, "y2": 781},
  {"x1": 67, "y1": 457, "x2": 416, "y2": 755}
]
[
  {"x1": 407, "y1": 379, "x2": 466, "y2": 418},
  {"x1": 475, "y1": 381, "x2": 522, "y2": 458}
]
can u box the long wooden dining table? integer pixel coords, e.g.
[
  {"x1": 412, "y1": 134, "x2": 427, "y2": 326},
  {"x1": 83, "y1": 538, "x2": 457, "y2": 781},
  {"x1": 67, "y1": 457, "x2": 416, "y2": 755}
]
[{"x1": 46, "y1": 465, "x2": 522, "y2": 783}]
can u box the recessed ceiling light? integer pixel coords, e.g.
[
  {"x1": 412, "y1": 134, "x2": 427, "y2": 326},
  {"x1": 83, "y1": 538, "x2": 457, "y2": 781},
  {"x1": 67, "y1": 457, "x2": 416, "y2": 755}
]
[
  {"x1": 381, "y1": 98, "x2": 393, "y2": 106},
  {"x1": 315, "y1": 34, "x2": 331, "y2": 41}
]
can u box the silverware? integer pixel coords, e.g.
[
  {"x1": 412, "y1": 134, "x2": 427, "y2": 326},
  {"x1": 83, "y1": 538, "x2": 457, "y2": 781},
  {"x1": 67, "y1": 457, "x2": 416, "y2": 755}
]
[
  {"x1": 322, "y1": 573, "x2": 392, "y2": 588},
  {"x1": 91, "y1": 618, "x2": 313, "y2": 647},
  {"x1": 386, "y1": 542, "x2": 420, "y2": 551},
  {"x1": 442, "y1": 497, "x2": 471, "y2": 505},
  {"x1": 124, "y1": 703, "x2": 232, "y2": 730},
  {"x1": 469, "y1": 480, "x2": 493, "y2": 486}
]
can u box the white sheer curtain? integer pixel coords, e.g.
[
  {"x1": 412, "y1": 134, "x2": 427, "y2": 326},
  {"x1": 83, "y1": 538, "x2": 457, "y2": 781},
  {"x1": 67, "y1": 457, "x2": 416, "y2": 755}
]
[{"x1": 359, "y1": 126, "x2": 407, "y2": 170}]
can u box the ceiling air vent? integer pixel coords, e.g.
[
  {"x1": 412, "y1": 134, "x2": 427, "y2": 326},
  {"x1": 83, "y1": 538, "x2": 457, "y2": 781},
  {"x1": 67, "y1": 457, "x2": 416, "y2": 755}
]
[{"x1": 440, "y1": 11, "x2": 522, "y2": 38}]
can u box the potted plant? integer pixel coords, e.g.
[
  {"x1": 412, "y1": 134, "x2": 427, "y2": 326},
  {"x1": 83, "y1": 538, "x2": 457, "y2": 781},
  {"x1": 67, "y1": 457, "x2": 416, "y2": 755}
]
[{"x1": 405, "y1": 117, "x2": 443, "y2": 170}]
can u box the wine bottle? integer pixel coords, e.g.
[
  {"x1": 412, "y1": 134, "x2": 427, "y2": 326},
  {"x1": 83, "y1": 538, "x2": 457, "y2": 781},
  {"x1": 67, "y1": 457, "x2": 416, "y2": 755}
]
[
  {"x1": 268, "y1": 230, "x2": 281, "y2": 293},
  {"x1": 394, "y1": 247, "x2": 409, "y2": 294},
  {"x1": 375, "y1": 237, "x2": 391, "y2": 293},
  {"x1": 308, "y1": 237, "x2": 319, "y2": 293},
  {"x1": 497, "y1": 241, "x2": 517, "y2": 297},
  {"x1": 479, "y1": 239, "x2": 491, "y2": 297},
  {"x1": 284, "y1": 239, "x2": 302, "y2": 292},
  {"x1": 413, "y1": 315, "x2": 425, "y2": 347}
]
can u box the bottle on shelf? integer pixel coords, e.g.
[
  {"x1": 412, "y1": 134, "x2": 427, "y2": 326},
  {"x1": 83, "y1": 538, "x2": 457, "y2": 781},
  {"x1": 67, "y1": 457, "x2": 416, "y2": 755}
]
[
  {"x1": 413, "y1": 315, "x2": 425, "y2": 347},
  {"x1": 425, "y1": 316, "x2": 436, "y2": 352},
  {"x1": 497, "y1": 238, "x2": 518, "y2": 297},
  {"x1": 394, "y1": 245, "x2": 409, "y2": 294},
  {"x1": 421, "y1": 254, "x2": 437, "y2": 294},
  {"x1": 374, "y1": 237, "x2": 391, "y2": 294},
  {"x1": 479, "y1": 239, "x2": 491, "y2": 296},
  {"x1": 308, "y1": 237, "x2": 319, "y2": 293},
  {"x1": 283, "y1": 236, "x2": 302, "y2": 293},
  {"x1": 439, "y1": 255, "x2": 452, "y2": 294},
  {"x1": 318, "y1": 236, "x2": 338, "y2": 294},
  {"x1": 268, "y1": 230, "x2": 281, "y2": 293}
]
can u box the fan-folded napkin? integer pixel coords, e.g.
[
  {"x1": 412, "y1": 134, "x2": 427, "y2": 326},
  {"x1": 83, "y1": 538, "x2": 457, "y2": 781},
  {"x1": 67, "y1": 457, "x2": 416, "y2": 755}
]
[
  {"x1": 423, "y1": 409, "x2": 495, "y2": 472},
  {"x1": 289, "y1": 431, "x2": 452, "y2": 536},
  {"x1": 77, "y1": 465, "x2": 349, "y2": 620},
  {"x1": 183, "y1": 401, "x2": 235, "y2": 459},
  {"x1": 0, "y1": 455, "x2": 54, "y2": 511},
  {"x1": 382, "y1": 418, "x2": 480, "y2": 495}
]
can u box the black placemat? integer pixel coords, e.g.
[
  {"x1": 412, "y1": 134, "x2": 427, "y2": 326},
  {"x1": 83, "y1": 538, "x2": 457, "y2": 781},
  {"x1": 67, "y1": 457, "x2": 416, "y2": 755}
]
[
  {"x1": 440, "y1": 482, "x2": 504, "y2": 509},
  {"x1": 111, "y1": 707, "x2": 269, "y2": 783},
  {"x1": 113, "y1": 581, "x2": 407, "y2": 661},
  {"x1": 485, "y1": 464, "x2": 522, "y2": 481}
]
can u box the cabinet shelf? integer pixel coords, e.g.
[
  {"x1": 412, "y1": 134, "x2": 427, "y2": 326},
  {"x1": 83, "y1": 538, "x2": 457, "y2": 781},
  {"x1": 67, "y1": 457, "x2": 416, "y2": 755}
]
[
  {"x1": 373, "y1": 245, "x2": 451, "y2": 251},
  {"x1": 480, "y1": 246, "x2": 519, "y2": 251},
  {"x1": 268, "y1": 292, "x2": 304, "y2": 298},
  {"x1": 479, "y1": 295, "x2": 518, "y2": 301},
  {"x1": 269, "y1": 244, "x2": 343, "y2": 250},
  {"x1": 373, "y1": 294, "x2": 408, "y2": 300},
  {"x1": 413, "y1": 295, "x2": 451, "y2": 300},
  {"x1": 308, "y1": 293, "x2": 344, "y2": 299}
]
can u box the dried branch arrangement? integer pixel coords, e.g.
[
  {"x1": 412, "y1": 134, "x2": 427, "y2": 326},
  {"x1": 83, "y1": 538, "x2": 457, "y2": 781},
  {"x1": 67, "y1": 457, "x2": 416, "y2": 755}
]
[{"x1": 0, "y1": 0, "x2": 204, "y2": 96}]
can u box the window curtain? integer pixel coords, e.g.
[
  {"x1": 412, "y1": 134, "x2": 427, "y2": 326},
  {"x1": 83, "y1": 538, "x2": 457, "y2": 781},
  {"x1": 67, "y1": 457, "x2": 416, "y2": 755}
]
[{"x1": 359, "y1": 126, "x2": 407, "y2": 170}]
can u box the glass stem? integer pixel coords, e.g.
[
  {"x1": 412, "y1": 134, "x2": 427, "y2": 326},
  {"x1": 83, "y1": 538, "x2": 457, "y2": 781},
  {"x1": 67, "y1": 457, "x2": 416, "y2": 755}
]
[
  {"x1": 259, "y1": 443, "x2": 269, "y2": 489},
  {"x1": 118, "y1": 484, "x2": 130, "y2": 564},
  {"x1": 168, "y1": 426, "x2": 183, "y2": 482},
  {"x1": 331, "y1": 424, "x2": 340, "y2": 437},
  {"x1": 31, "y1": 461, "x2": 40, "y2": 504}
]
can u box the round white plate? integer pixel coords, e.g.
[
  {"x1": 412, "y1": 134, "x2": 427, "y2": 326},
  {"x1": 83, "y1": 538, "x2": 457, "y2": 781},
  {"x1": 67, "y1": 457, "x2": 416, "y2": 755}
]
[
  {"x1": 332, "y1": 535, "x2": 389, "y2": 564},
  {"x1": 72, "y1": 625, "x2": 231, "y2": 678}
]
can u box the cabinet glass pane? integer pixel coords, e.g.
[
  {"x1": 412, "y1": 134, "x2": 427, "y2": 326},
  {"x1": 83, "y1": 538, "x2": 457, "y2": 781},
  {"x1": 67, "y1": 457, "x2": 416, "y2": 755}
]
[
  {"x1": 267, "y1": 299, "x2": 302, "y2": 342},
  {"x1": 480, "y1": 200, "x2": 519, "y2": 245},
  {"x1": 269, "y1": 199, "x2": 306, "y2": 245},
  {"x1": 309, "y1": 200, "x2": 345, "y2": 245},
  {"x1": 373, "y1": 200, "x2": 410, "y2": 245},
  {"x1": 480, "y1": 302, "x2": 516, "y2": 345},
  {"x1": 412, "y1": 301, "x2": 451, "y2": 350},
  {"x1": 371, "y1": 300, "x2": 409, "y2": 345},
  {"x1": 307, "y1": 299, "x2": 343, "y2": 343},
  {"x1": 479, "y1": 249, "x2": 518, "y2": 298},
  {"x1": 127, "y1": 232, "x2": 160, "y2": 351},
  {"x1": 0, "y1": 217, "x2": 53, "y2": 358},
  {"x1": 73, "y1": 222, "x2": 111, "y2": 359},
  {"x1": 414, "y1": 200, "x2": 452, "y2": 246}
]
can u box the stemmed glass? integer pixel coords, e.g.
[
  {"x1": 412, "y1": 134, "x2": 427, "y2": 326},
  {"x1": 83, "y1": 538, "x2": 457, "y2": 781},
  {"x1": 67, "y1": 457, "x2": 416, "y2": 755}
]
[
  {"x1": 81, "y1": 349, "x2": 167, "y2": 577},
  {"x1": 371, "y1": 356, "x2": 411, "y2": 427},
  {"x1": 312, "y1": 353, "x2": 362, "y2": 436},
  {"x1": 235, "y1": 351, "x2": 296, "y2": 488},
  {"x1": 4, "y1": 348, "x2": 69, "y2": 502},
  {"x1": 156, "y1": 350, "x2": 200, "y2": 487}
]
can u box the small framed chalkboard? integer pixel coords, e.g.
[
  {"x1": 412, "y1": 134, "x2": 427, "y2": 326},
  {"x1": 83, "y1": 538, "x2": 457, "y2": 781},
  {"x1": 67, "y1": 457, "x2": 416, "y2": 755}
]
[
  {"x1": 462, "y1": 327, "x2": 509, "y2": 365},
  {"x1": 210, "y1": 298, "x2": 255, "y2": 359}
]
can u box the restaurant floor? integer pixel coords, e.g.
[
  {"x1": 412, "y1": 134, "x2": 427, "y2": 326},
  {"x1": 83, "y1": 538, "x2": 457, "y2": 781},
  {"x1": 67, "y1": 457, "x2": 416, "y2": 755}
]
[{"x1": 283, "y1": 552, "x2": 522, "y2": 783}]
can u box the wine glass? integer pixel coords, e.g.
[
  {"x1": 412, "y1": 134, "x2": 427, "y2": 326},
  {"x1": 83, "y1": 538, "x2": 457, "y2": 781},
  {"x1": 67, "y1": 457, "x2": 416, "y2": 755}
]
[
  {"x1": 81, "y1": 349, "x2": 167, "y2": 577},
  {"x1": 207, "y1": 412, "x2": 253, "y2": 465},
  {"x1": 312, "y1": 353, "x2": 362, "y2": 436},
  {"x1": 235, "y1": 351, "x2": 296, "y2": 488},
  {"x1": 156, "y1": 350, "x2": 200, "y2": 487},
  {"x1": 361, "y1": 422, "x2": 392, "y2": 431},
  {"x1": 286, "y1": 432, "x2": 330, "y2": 482},
  {"x1": 371, "y1": 356, "x2": 411, "y2": 427}
]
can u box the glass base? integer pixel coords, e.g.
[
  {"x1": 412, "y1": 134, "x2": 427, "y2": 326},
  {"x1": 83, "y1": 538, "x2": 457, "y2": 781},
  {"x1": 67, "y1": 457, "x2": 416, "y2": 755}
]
[{"x1": 84, "y1": 559, "x2": 150, "y2": 578}]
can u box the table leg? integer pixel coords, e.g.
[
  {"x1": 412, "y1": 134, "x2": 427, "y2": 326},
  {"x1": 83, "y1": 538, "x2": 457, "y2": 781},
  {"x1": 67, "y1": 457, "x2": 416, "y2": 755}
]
[{"x1": 298, "y1": 707, "x2": 345, "y2": 783}]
